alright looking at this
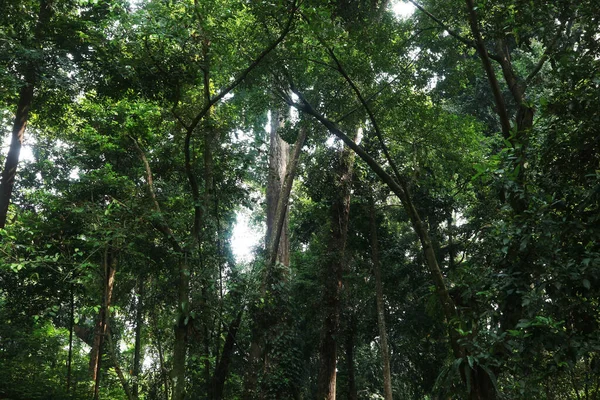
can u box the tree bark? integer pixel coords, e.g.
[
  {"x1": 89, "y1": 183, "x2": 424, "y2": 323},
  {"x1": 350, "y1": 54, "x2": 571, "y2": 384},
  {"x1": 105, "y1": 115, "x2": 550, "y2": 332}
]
[
  {"x1": 316, "y1": 138, "x2": 356, "y2": 400},
  {"x1": 345, "y1": 314, "x2": 358, "y2": 400},
  {"x1": 243, "y1": 123, "x2": 308, "y2": 399},
  {"x1": 67, "y1": 284, "x2": 74, "y2": 393},
  {"x1": 172, "y1": 257, "x2": 190, "y2": 400},
  {"x1": 0, "y1": 83, "x2": 33, "y2": 228},
  {"x1": 133, "y1": 278, "x2": 144, "y2": 399},
  {"x1": 0, "y1": 0, "x2": 53, "y2": 228},
  {"x1": 369, "y1": 198, "x2": 393, "y2": 400},
  {"x1": 266, "y1": 108, "x2": 291, "y2": 267},
  {"x1": 90, "y1": 247, "x2": 117, "y2": 400},
  {"x1": 210, "y1": 309, "x2": 243, "y2": 400}
]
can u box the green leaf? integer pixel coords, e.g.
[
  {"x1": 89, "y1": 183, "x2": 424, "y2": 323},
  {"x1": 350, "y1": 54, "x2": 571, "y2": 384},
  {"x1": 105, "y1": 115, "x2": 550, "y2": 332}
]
[{"x1": 583, "y1": 279, "x2": 591, "y2": 290}]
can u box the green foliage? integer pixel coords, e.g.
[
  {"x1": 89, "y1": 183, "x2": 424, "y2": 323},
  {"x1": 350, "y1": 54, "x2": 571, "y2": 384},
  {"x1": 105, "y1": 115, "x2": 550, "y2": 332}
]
[{"x1": 1, "y1": 0, "x2": 599, "y2": 398}]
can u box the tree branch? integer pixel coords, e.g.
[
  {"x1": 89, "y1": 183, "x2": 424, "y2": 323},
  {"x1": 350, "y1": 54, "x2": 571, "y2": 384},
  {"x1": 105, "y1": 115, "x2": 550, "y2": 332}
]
[
  {"x1": 464, "y1": 0, "x2": 511, "y2": 138},
  {"x1": 410, "y1": 0, "x2": 502, "y2": 62},
  {"x1": 182, "y1": 2, "x2": 298, "y2": 241},
  {"x1": 129, "y1": 136, "x2": 183, "y2": 253},
  {"x1": 286, "y1": 91, "x2": 460, "y2": 339},
  {"x1": 326, "y1": 47, "x2": 405, "y2": 186}
]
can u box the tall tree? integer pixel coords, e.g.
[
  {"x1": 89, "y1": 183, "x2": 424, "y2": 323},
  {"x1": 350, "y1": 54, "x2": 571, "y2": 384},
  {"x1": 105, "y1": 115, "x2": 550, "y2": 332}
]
[{"x1": 316, "y1": 137, "x2": 357, "y2": 400}]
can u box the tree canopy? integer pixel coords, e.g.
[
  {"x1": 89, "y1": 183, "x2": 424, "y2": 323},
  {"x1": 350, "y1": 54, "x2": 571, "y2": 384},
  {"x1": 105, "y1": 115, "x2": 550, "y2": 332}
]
[{"x1": 1, "y1": 0, "x2": 598, "y2": 399}]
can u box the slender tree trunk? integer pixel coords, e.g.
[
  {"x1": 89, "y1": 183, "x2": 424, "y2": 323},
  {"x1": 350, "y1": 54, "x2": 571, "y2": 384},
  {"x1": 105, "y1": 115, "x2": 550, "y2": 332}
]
[
  {"x1": 210, "y1": 309, "x2": 243, "y2": 400},
  {"x1": 316, "y1": 140, "x2": 356, "y2": 400},
  {"x1": 345, "y1": 314, "x2": 358, "y2": 400},
  {"x1": 293, "y1": 97, "x2": 461, "y2": 353},
  {"x1": 67, "y1": 284, "x2": 74, "y2": 393},
  {"x1": 369, "y1": 198, "x2": 393, "y2": 400},
  {"x1": 463, "y1": 4, "x2": 538, "y2": 399},
  {"x1": 0, "y1": 83, "x2": 33, "y2": 228},
  {"x1": 0, "y1": 0, "x2": 53, "y2": 228},
  {"x1": 172, "y1": 257, "x2": 190, "y2": 400},
  {"x1": 154, "y1": 325, "x2": 170, "y2": 400},
  {"x1": 90, "y1": 247, "x2": 117, "y2": 400},
  {"x1": 133, "y1": 278, "x2": 144, "y2": 399},
  {"x1": 107, "y1": 323, "x2": 134, "y2": 400}
]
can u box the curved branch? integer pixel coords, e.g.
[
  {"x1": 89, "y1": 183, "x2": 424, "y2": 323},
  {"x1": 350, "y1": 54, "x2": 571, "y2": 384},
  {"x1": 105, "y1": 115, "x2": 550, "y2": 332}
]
[
  {"x1": 326, "y1": 47, "x2": 405, "y2": 186},
  {"x1": 409, "y1": 0, "x2": 502, "y2": 62},
  {"x1": 288, "y1": 92, "x2": 460, "y2": 340},
  {"x1": 183, "y1": 2, "x2": 298, "y2": 240},
  {"x1": 130, "y1": 136, "x2": 183, "y2": 253},
  {"x1": 464, "y1": 0, "x2": 511, "y2": 138}
]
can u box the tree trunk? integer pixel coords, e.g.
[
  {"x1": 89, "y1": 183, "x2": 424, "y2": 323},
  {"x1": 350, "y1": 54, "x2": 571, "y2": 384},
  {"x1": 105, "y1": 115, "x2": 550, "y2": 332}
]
[
  {"x1": 316, "y1": 141, "x2": 356, "y2": 400},
  {"x1": 293, "y1": 97, "x2": 461, "y2": 354},
  {"x1": 90, "y1": 247, "x2": 117, "y2": 400},
  {"x1": 67, "y1": 284, "x2": 74, "y2": 393},
  {"x1": 154, "y1": 323, "x2": 170, "y2": 400},
  {"x1": 0, "y1": 0, "x2": 52, "y2": 228},
  {"x1": 133, "y1": 278, "x2": 144, "y2": 399},
  {"x1": 0, "y1": 82, "x2": 33, "y2": 228},
  {"x1": 243, "y1": 118, "x2": 307, "y2": 399},
  {"x1": 172, "y1": 257, "x2": 190, "y2": 400},
  {"x1": 210, "y1": 309, "x2": 243, "y2": 400},
  {"x1": 369, "y1": 198, "x2": 393, "y2": 400},
  {"x1": 345, "y1": 314, "x2": 358, "y2": 400},
  {"x1": 266, "y1": 108, "x2": 290, "y2": 266}
]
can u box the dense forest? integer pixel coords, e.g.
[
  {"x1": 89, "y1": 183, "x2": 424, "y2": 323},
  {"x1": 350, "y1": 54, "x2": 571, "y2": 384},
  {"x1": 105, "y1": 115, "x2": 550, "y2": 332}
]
[{"x1": 0, "y1": 0, "x2": 598, "y2": 399}]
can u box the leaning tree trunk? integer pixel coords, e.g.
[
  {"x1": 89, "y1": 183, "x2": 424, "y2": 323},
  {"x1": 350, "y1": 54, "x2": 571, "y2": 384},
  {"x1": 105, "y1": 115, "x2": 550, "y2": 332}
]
[
  {"x1": 369, "y1": 198, "x2": 393, "y2": 400},
  {"x1": 0, "y1": 0, "x2": 53, "y2": 228},
  {"x1": 316, "y1": 140, "x2": 356, "y2": 400},
  {"x1": 210, "y1": 309, "x2": 243, "y2": 400}
]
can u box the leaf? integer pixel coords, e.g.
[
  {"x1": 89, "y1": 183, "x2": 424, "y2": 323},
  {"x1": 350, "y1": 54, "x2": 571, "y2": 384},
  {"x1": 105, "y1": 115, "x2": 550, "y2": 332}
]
[{"x1": 583, "y1": 279, "x2": 591, "y2": 290}]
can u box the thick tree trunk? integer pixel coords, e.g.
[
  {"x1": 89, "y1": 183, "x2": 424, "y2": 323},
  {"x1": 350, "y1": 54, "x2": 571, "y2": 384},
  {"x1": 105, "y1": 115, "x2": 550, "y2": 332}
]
[
  {"x1": 90, "y1": 247, "x2": 117, "y2": 400},
  {"x1": 369, "y1": 198, "x2": 393, "y2": 400},
  {"x1": 266, "y1": 108, "x2": 290, "y2": 266},
  {"x1": 243, "y1": 120, "x2": 308, "y2": 399},
  {"x1": 316, "y1": 142, "x2": 356, "y2": 400},
  {"x1": 133, "y1": 278, "x2": 144, "y2": 399}
]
